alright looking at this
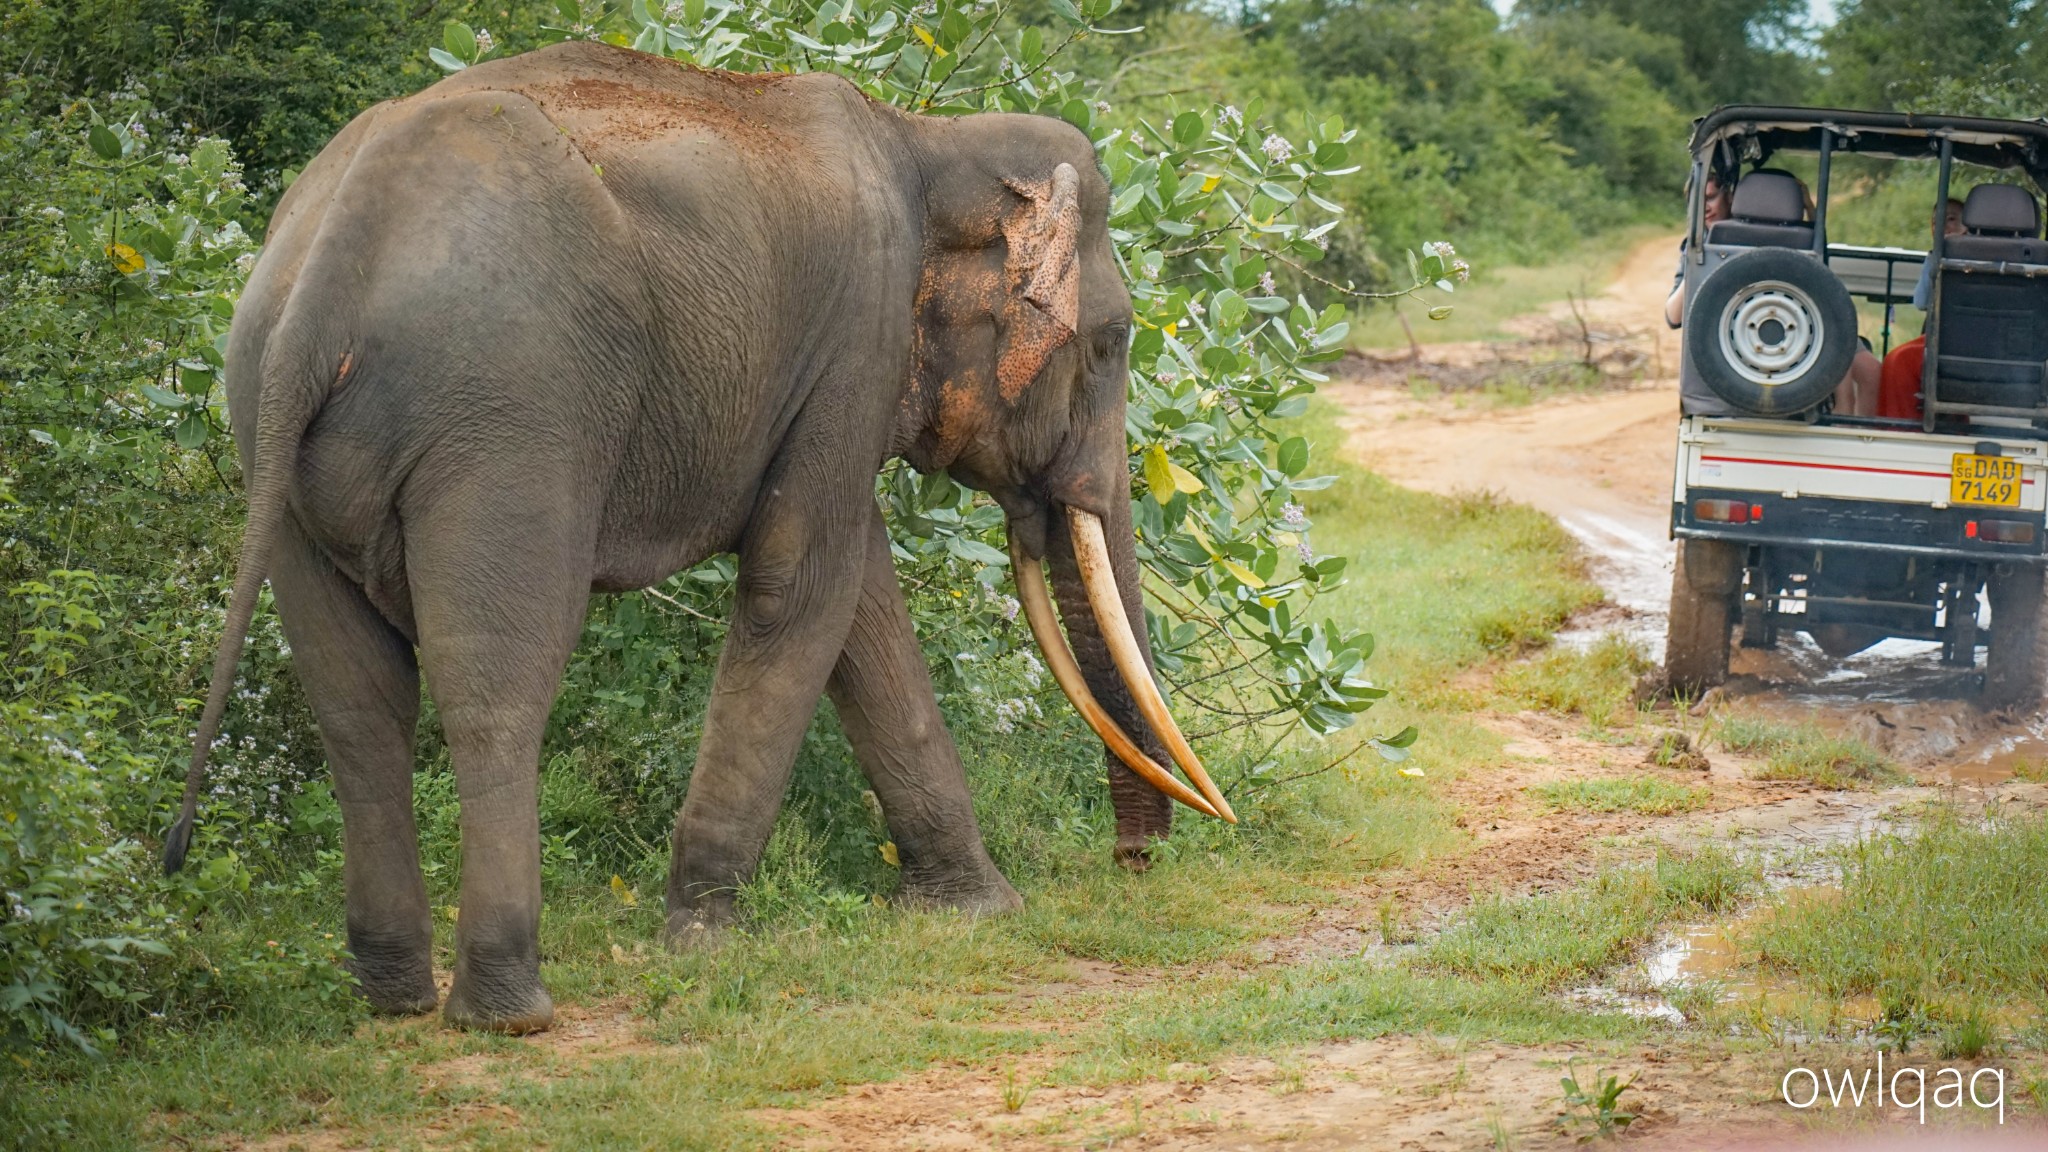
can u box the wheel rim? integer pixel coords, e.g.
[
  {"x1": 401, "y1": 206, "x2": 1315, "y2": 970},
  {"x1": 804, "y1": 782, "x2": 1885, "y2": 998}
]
[{"x1": 1717, "y1": 278, "x2": 1824, "y2": 387}]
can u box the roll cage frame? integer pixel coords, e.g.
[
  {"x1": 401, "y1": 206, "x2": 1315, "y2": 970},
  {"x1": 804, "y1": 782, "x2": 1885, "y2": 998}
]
[{"x1": 1685, "y1": 105, "x2": 2048, "y2": 434}]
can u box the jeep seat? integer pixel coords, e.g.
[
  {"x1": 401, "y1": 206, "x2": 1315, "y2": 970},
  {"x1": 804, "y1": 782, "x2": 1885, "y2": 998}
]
[
  {"x1": 1945, "y1": 184, "x2": 2047, "y2": 263},
  {"x1": 1933, "y1": 184, "x2": 2048, "y2": 412},
  {"x1": 1707, "y1": 170, "x2": 1815, "y2": 249}
]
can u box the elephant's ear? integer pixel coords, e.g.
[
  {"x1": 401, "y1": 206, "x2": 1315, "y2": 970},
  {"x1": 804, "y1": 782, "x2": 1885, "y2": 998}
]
[{"x1": 996, "y1": 162, "x2": 1082, "y2": 398}]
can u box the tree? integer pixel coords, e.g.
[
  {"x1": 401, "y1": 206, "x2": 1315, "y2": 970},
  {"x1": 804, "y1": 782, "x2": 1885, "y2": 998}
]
[
  {"x1": 1823, "y1": 0, "x2": 2048, "y2": 111},
  {"x1": 0, "y1": 1, "x2": 557, "y2": 191},
  {"x1": 1516, "y1": 0, "x2": 1814, "y2": 106}
]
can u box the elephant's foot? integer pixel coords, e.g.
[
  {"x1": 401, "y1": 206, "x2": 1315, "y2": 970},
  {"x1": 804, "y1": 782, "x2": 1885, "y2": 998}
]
[
  {"x1": 443, "y1": 955, "x2": 553, "y2": 1034},
  {"x1": 1113, "y1": 835, "x2": 1156, "y2": 872},
  {"x1": 663, "y1": 901, "x2": 736, "y2": 952},
  {"x1": 345, "y1": 930, "x2": 438, "y2": 1016},
  {"x1": 897, "y1": 867, "x2": 1024, "y2": 916}
]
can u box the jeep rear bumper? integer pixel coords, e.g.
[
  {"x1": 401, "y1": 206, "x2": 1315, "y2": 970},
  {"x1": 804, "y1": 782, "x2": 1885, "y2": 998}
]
[{"x1": 1673, "y1": 489, "x2": 2047, "y2": 562}]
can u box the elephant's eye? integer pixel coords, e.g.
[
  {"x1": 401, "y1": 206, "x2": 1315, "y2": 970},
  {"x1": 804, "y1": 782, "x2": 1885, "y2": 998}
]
[{"x1": 1091, "y1": 324, "x2": 1130, "y2": 363}]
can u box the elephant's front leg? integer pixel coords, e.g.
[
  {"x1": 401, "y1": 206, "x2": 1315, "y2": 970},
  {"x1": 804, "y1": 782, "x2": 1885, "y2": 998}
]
[
  {"x1": 665, "y1": 463, "x2": 869, "y2": 940},
  {"x1": 826, "y1": 504, "x2": 1022, "y2": 915}
]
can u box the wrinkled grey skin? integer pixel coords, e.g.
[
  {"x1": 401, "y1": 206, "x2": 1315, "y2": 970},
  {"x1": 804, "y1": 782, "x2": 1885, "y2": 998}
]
[{"x1": 184, "y1": 41, "x2": 1177, "y2": 1033}]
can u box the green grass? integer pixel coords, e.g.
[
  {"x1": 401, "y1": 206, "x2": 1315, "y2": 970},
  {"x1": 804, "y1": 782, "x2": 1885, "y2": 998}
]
[
  {"x1": 1494, "y1": 633, "x2": 1649, "y2": 726},
  {"x1": 1351, "y1": 224, "x2": 1673, "y2": 349},
  {"x1": 1425, "y1": 847, "x2": 1757, "y2": 988},
  {"x1": 1302, "y1": 410, "x2": 1601, "y2": 696},
  {"x1": 1711, "y1": 715, "x2": 1902, "y2": 789},
  {"x1": 1745, "y1": 809, "x2": 2048, "y2": 1013},
  {"x1": 1532, "y1": 776, "x2": 1712, "y2": 816}
]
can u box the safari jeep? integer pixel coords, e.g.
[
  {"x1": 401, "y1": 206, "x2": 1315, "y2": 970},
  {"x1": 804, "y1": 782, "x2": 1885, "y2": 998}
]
[{"x1": 1667, "y1": 106, "x2": 2048, "y2": 709}]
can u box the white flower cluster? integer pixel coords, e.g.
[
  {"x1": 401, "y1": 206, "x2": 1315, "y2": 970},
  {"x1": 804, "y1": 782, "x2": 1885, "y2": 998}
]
[
  {"x1": 1422, "y1": 240, "x2": 1471, "y2": 281},
  {"x1": 992, "y1": 695, "x2": 1041, "y2": 733},
  {"x1": 1260, "y1": 134, "x2": 1292, "y2": 164}
]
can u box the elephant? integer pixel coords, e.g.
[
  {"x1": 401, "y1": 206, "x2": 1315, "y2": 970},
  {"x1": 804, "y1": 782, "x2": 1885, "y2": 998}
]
[{"x1": 163, "y1": 40, "x2": 1234, "y2": 1035}]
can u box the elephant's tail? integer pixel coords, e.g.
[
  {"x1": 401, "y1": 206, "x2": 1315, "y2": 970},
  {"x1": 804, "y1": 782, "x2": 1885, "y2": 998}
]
[{"x1": 163, "y1": 324, "x2": 348, "y2": 875}]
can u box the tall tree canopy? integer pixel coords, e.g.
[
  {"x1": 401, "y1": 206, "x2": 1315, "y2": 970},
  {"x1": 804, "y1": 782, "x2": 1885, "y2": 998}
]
[
  {"x1": 1516, "y1": 0, "x2": 1814, "y2": 105},
  {"x1": 1823, "y1": 0, "x2": 2048, "y2": 110}
]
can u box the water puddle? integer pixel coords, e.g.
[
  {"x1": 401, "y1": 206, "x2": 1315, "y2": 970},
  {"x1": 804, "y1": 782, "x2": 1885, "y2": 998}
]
[
  {"x1": 1570, "y1": 886, "x2": 1884, "y2": 1027},
  {"x1": 1552, "y1": 509, "x2": 1673, "y2": 659}
]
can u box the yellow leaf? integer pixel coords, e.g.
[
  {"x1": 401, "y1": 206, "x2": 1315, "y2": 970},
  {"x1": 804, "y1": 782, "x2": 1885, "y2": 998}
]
[
  {"x1": 1167, "y1": 461, "x2": 1204, "y2": 495},
  {"x1": 1143, "y1": 445, "x2": 1177, "y2": 505},
  {"x1": 1186, "y1": 519, "x2": 1213, "y2": 553},
  {"x1": 879, "y1": 841, "x2": 901, "y2": 867},
  {"x1": 1398, "y1": 766, "x2": 1425, "y2": 779},
  {"x1": 1163, "y1": 322, "x2": 1178, "y2": 338},
  {"x1": 1219, "y1": 559, "x2": 1265, "y2": 588},
  {"x1": 1200, "y1": 174, "x2": 1221, "y2": 193},
  {"x1": 912, "y1": 24, "x2": 934, "y2": 45},
  {"x1": 106, "y1": 242, "x2": 143, "y2": 274},
  {"x1": 609, "y1": 874, "x2": 638, "y2": 907}
]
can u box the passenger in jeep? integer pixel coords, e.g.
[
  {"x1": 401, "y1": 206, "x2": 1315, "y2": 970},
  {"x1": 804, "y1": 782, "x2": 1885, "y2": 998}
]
[
  {"x1": 1667, "y1": 170, "x2": 1881, "y2": 412},
  {"x1": 1879, "y1": 191, "x2": 2015, "y2": 420},
  {"x1": 1663, "y1": 174, "x2": 1732, "y2": 329}
]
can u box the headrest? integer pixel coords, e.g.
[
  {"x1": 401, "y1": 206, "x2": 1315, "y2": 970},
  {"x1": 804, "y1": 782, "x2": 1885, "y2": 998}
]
[
  {"x1": 1731, "y1": 170, "x2": 1806, "y2": 226},
  {"x1": 1963, "y1": 184, "x2": 2040, "y2": 237}
]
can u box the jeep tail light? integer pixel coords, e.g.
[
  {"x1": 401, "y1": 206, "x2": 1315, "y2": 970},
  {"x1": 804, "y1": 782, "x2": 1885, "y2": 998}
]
[
  {"x1": 1976, "y1": 519, "x2": 2037, "y2": 544},
  {"x1": 1694, "y1": 499, "x2": 1758, "y2": 524}
]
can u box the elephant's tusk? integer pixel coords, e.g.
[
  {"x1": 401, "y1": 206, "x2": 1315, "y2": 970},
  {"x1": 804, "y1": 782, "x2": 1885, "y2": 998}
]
[
  {"x1": 1010, "y1": 537, "x2": 1221, "y2": 819},
  {"x1": 1066, "y1": 509, "x2": 1237, "y2": 823}
]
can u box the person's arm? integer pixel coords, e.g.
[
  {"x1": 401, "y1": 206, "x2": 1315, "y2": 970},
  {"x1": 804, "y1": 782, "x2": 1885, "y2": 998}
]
[{"x1": 1666, "y1": 245, "x2": 1687, "y2": 328}]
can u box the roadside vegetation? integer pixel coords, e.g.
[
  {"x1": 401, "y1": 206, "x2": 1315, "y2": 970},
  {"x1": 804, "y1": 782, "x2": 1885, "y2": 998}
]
[
  {"x1": 1427, "y1": 847, "x2": 1756, "y2": 987},
  {"x1": 1746, "y1": 809, "x2": 2048, "y2": 1017},
  {"x1": 1711, "y1": 715, "x2": 1905, "y2": 789},
  {"x1": 1494, "y1": 633, "x2": 1649, "y2": 725},
  {"x1": 1533, "y1": 776, "x2": 1713, "y2": 816}
]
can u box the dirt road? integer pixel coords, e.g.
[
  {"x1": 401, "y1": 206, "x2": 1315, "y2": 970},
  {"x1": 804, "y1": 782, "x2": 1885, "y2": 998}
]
[{"x1": 1332, "y1": 233, "x2": 2048, "y2": 775}]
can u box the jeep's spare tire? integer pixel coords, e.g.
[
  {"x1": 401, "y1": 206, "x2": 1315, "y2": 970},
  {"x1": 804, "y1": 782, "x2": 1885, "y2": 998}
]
[{"x1": 1687, "y1": 247, "x2": 1858, "y2": 416}]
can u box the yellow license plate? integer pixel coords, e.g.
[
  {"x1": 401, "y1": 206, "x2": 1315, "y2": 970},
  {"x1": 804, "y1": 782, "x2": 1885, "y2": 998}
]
[{"x1": 1952, "y1": 453, "x2": 2023, "y2": 507}]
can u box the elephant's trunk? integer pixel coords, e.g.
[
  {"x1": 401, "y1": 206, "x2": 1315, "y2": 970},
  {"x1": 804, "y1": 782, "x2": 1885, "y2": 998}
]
[{"x1": 1009, "y1": 497, "x2": 1233, "y2": 868}]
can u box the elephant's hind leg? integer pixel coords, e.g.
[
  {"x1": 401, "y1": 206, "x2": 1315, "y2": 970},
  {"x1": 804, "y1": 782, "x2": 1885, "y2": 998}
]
[
  {"x1": 406, "y1": 475, "x2": 596, "y2": 1034},
  {"x1": 270, "y1": 519, "x2": 436, "y2": 1015},
  {"x1": 827, "y1": 506, "x2": 1021, "y2": 915}
]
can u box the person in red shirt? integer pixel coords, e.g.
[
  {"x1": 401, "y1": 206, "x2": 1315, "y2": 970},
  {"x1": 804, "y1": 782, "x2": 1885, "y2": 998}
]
[
  {"x1": 1878, "y1": 335, "x2": 1925, "y2": 419},
  {"x1": 1878, "y1": 198, "x2": 1966, "y2": 420}
]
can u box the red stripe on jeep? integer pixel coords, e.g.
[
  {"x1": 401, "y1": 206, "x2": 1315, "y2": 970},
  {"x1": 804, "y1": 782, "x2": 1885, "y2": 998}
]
[{"x1": 1698, "y1": 454, "x2": 2037, "y2": 485}]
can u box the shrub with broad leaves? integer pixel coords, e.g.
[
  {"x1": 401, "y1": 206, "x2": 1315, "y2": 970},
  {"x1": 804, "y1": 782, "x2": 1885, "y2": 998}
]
[{"x1": 439, "y1": 0, "x2": 1452, "y2": 751}]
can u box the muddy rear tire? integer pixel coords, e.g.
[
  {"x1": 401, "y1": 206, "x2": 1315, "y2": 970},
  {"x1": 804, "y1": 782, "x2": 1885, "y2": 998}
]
[
  {"x1": 1665, "y1": 539, "x2": 1741, "y2": 697},
  {"x1": 1983, "y1": 563, "x2": 2047, "y2": 713}
]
